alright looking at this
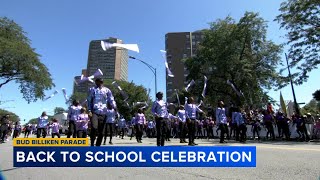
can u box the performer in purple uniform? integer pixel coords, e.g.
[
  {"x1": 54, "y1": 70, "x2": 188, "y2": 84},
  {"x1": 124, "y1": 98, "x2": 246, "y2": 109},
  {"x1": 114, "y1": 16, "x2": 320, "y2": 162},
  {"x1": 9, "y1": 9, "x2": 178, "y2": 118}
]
[
  {"x1": 87, "y1": 78, "x2": 117, "y2": 146},
  {"x1": 67, "y1": 100, "x2": 82, "y2": 138},
  {"x1": 104, "y1": 102, "x2": 117, "y2": 145},
  {"x1": 135, "y1": 108, "x2": 146, "y2": 143},
  {"x1": 216, "y1": 101, "x2": 228, "y2": 143},
  {"x1": 51, "y1": 119, "x2": 61, "y2": 138},
  {"x1": 152, "y1": 92, "x2": 169, "y2": 146},
  {"x1": 185, "y1": 97, "x2": 204, "y2": 146},
  {"x1": 76, "y1": 108, "x2": 89, "y2": 138},
  {"x1": 37, "y1": 112, "x2": 49, "y2": 138}
]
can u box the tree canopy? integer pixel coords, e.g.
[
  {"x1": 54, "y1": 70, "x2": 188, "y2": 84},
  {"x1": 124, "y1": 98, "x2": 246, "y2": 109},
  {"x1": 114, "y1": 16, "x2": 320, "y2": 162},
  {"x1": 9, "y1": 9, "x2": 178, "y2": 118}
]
[
  {"x1": 54, "y1": 107, "x2": 67, "y2": 114},
  {"x1": 313, "y1": 90, "x2": 320, "y2": 101},
  {"x1": 0, "y1": 17, "x2": 54, "y2": 103},
  {"x1": 275, "y1": 0, "x2": 320, "y2": 85},
  {"x1": 0, "y1": 108, "x2": 20, "y2": 122},
  {"x1": 301, "y1": 99, "x2": 320, "y2": 115},
  {"x1": 184, "y1": 12, "x2": 284, "y2": 108},
  {"x1": 70, "y1": 80, "x2": 151, "y2": 121}
]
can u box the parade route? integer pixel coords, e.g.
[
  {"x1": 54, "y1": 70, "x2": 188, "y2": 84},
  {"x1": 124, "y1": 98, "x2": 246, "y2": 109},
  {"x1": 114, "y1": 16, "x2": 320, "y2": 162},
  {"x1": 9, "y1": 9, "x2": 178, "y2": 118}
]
[{"x1": 1, "y1": 137, "x2": 319, "y2": 180}]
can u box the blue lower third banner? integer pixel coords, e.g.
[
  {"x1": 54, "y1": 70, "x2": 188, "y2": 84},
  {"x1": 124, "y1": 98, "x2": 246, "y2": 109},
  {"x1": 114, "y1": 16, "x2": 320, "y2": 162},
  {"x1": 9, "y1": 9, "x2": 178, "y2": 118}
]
[{"x1": 14, "y1": 146, "x2": 256, "y2": 167}]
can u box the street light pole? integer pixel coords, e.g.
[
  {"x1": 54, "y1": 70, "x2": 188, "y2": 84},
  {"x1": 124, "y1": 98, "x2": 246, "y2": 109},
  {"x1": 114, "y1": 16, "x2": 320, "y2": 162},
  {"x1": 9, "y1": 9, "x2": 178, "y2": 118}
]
[
  {"x1": 285, "y1": 53, "x2": 300, "y2": 116},
  {"x1": 129, "y1": 56, "x2": 157, "y2": 99}
]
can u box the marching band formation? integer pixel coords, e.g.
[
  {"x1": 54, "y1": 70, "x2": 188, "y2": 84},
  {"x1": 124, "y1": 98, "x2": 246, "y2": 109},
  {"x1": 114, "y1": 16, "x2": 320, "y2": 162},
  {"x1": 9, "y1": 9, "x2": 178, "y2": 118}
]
[{"x1": 1, "y1": 77, "x2": 320, "y2": 145}]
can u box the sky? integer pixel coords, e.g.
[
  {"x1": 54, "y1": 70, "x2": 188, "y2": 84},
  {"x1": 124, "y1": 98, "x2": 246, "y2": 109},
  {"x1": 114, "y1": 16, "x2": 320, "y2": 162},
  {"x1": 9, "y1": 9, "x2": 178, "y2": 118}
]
[{"x1": 0, "y1": 0, "x2": 319, "y2": 121}]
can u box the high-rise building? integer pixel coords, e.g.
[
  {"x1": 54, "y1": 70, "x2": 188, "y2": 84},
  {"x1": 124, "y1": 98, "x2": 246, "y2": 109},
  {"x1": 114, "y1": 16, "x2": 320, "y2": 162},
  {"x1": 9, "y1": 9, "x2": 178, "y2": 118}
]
[
  {"x1": 87, "y1": 37, "x2": 128, "y2": 81},
  {"x1": 165, "y1": 31, "x2": 204, "y2": 102},
  {"x1": 73, "y1": 69, "x2": 89, "y2": 94}
]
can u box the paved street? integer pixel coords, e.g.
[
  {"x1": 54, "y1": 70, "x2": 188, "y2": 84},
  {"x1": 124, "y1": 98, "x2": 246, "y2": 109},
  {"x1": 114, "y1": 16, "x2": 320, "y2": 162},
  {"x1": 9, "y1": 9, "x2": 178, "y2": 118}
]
[{"x1": 1, "y1": 136, "x2": 319, "y2": 180}]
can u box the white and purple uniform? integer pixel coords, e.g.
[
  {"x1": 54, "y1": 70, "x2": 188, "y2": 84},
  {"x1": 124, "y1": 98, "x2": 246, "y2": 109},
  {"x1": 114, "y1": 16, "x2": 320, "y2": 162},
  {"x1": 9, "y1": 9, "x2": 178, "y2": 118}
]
[
  {"x1": 76, "y1": 114, "x2": 89, "y2": 131},
  {"x1": 105, "y1": 109, "x2": 116, "y2": 124},
  {"x1": 233, "y1": 112, "x2": 245, "y2": 126},
  {"x1": 216, "y1": 107, "x2": 227, "y2": 125},
  {"x1": 118, "y1": 118, "x2": 126, "y2": 128},
  {"x1": 148, "y1": 121, "x2": 155, "y2": 129},
  {"x1": 51, "y1": 122, "x2": 60, "y2": 134},
  {"x1": 167, "y1": 113, "x2": 177, "y2": 120},
  {"x1": 185, "y1": 103, "x2": 203, "y2": 120},
  {"x1": 68, "y1": 105, "x2": 82, "y2": 122},
  {"x1": 87, "y1": 86, "x2": 116, "y2": 115},
  {"x1": 37, "y1": 116, "x2": 48, "y2": 128},
  {"x1": 135, "y1": 113, "x2": 146, "y2": 125},
  {"x1": 151, "y1": 100, "x2": 168, "y2": 118},
  {"x1": 177, "y1": 109, "x2": 186, "y2": 123}
]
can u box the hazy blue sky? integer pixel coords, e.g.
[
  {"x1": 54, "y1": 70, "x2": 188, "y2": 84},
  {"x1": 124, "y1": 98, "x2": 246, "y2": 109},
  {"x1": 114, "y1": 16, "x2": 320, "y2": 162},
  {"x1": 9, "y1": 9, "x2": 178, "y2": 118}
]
[{"x1": 0, "y1": 0, "x2": 318, "y2": 121}]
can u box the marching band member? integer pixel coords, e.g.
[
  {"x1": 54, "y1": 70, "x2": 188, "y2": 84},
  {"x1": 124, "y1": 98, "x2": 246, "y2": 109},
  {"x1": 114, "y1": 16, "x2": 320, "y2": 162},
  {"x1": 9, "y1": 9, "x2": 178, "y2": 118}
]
[
  {"x1": 67, "y1": 100, "x2": 82, "y2": 138},
  {"x1": 216, "y1": 101, "x2": 228, "y2": 143},
  {"x1": 118, "y1": 115, "x2": 126, "y2": 139},
  {"x1": 208, "y1": 118, "x2": 214, "y2": 139},
  {"x1": 51, "y1": 119, "x2": 61, "y2": 138},
  {"x1": 235, "y1": 108, "x2": 247, "y2": 142},
  {"x1": 12, "y1": 121, "x2": 21, "y2": 139},
  {"x1": 76, "y1": 108, "x2": 89, "y2": 138},
  {"x1": 0, "y1": 115, "x2": 10, "y2": 143},
  {"x1": 166, "y1": 113, "x2": 177, "y2": 141},
  {"x1": 185, "y1": 97, "x2": 204, "y2": 146},
  {"x1": 176, "y1": 105, "x2": 187, "y2": 143},
  {"x1": 104, "y1": 102, "x2": 117, "y2": 145},
  {"x1": 130, "y1": 117, "x2": 136, "y2": 140},
  {"x1": 151, "y1": 92, "x2": 169, "y2": 146},
  {"x1": 24, "y1": 124, "x2": 31, "y2": 138},
  {"x1": 37, "y1": 112, "x2": 49, "y2": 138},
  {"x1": 147, "y1": 120, "x2": 155, "y2": 138},
  {"x1": 135, "y1": 108, "x2": 146, "y2": 143},
  {"x1": 87, "y1": 78, "x2": 117, "y2": 146}
]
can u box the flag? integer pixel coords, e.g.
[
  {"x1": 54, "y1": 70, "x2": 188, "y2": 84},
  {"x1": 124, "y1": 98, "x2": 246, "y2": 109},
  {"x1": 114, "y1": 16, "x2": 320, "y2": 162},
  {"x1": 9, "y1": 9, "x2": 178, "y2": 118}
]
[
  {"x1": 175, "y1": 89, "x2": 181, "y2": 106},
  {"x1": 62, "y1": 88, "x2": 69, "y2": 104},
  {"x1": 112, "y1": 81, "x2": 129, "y2": 101},
  {"x1": 227, "y1": 80, "x2": 244, "y2": 97},
  {"x1": 43, "y1": 90, "x2": 59, "y2": 101},
  {"x1": 160, "y1": 50, "x2": 174, "y2": 77},
  {"x1": 202, "y1": 76, "x2": 208, "y2": 98},
  {"x1": 101, "y1": 41, "x2": 139, "y2": 53},
  {"x1": 185, "y1": 80, "x2": 195, "y2": 92},
  {"x1": 280, "y1": 92, "x2": 287, "y2": 115}
]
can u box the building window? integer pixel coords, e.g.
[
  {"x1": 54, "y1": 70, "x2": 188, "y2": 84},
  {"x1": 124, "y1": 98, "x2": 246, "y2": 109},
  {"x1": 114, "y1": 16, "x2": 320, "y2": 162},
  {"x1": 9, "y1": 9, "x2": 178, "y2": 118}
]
[
  {"x1": 192, "y1": 35, "x2": 195, "y2": 39},
  {"x1": 192, "y1": 41, "x2": 196, "y2": 45},
  {"x1": 186, "y1": 34, "x2": 190, "y2": 38},
  {"x1": 183, "y1": 54, "x2": 187, "y2": 58}
]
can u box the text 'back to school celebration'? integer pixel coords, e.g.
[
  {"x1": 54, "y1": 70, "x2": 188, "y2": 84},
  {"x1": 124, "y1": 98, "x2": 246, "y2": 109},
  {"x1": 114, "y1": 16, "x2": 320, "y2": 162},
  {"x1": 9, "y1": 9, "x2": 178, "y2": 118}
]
[{"x1": 1, "y1": 1, "x2": 320, "y2": 180}]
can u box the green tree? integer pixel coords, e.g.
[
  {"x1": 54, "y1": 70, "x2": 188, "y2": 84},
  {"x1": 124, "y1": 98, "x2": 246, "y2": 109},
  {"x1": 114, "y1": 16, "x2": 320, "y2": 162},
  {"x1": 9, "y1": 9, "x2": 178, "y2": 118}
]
[
  {"x1": 99, "y1": 80, "x2": 151, "y2": 121},
  {"x1": 54, "y1": 107, "x2": 66, "y2": 114},
  {"x1": 312, "y1": 90, "x2": 320, "y2": 101},
  {"x1": 69, "y1": 92, "x2": 87, "y2": 107},
  {"x1": 0, "y1": 108, "x2": 20, "y2": 122},
  {"x1": 27, "y1": 118, "x2": 38, "y2": 125},
  {"x1": 184, "y1": 12, "x2": 284, "y2": 108},
  {"x1": 301, "y1": 99, "x2": 320, "y2": 115},
  {"x1": 275, "y1": 0, "x2": 320, "y2": 85},
  {"x1": 0, "y1": 17, "x2": 54, "y2": 103}
]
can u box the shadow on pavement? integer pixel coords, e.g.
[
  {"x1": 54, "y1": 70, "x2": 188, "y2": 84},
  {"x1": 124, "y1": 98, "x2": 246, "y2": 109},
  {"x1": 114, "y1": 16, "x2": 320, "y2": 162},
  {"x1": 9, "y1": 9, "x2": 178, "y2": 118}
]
[{"x1": 0, "y1": 167, "x2": 22, "y2": 172}]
